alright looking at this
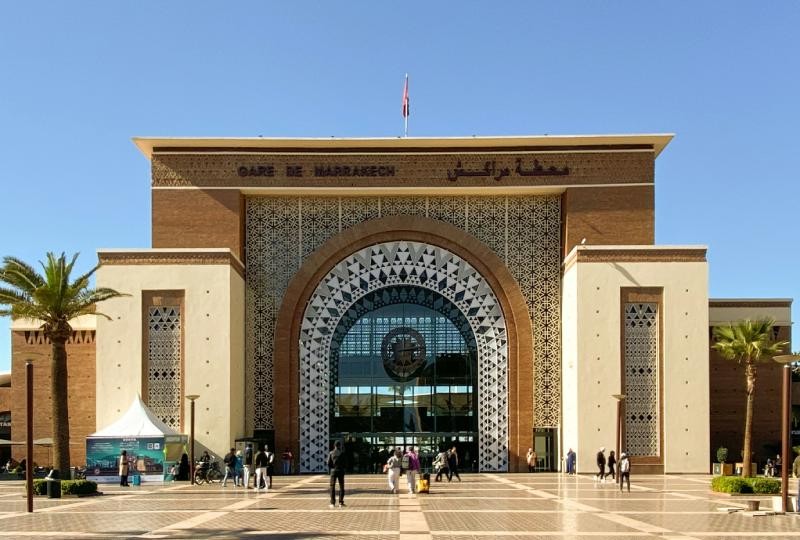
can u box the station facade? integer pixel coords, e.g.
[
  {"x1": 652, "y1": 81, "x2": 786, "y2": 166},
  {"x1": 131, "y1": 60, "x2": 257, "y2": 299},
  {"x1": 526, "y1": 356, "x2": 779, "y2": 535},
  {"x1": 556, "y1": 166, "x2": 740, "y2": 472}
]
[{"x1": 6, "y1": 134, "x2": 793, "y2": 473}]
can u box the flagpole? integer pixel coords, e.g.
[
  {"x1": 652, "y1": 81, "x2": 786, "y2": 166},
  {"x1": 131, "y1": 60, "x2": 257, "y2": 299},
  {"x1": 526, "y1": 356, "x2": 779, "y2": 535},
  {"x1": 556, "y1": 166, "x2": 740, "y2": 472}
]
[{"x1": 403, "y1": 73, "x2": 409, "y2": 138}]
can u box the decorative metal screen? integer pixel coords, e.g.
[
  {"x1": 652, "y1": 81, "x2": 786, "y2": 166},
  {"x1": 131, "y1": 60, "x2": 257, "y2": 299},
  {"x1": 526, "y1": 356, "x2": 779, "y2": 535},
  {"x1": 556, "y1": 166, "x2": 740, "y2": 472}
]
[
  {"x1": 147, "y1": 306, "x2": 182, "y2": 429},
  {"x1": 623, "y1": 303, "x2": 660, "y2": 456},
  {"x1": 300, "y1": 241, "x2": 508, "y2": 472},
  {"x1": 245, "y1": 196, "x2": 561, "y2": 432}
]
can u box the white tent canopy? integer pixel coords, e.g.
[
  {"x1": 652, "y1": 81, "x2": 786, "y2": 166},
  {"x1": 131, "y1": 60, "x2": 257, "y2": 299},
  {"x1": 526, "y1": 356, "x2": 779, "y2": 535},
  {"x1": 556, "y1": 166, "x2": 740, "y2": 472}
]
[{"x1": 91, "y1": 395, "x2": 179, "y2": 437}]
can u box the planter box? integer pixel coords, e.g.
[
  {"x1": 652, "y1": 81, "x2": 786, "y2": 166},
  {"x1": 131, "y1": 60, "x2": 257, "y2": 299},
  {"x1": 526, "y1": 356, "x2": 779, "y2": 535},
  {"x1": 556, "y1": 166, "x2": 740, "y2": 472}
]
[
  {"x1": 734, "y1": 462, "x2": 757, "y2": 476},
  {"x1": 713, "y1": 463, "x2": 734, "y2": 476}
]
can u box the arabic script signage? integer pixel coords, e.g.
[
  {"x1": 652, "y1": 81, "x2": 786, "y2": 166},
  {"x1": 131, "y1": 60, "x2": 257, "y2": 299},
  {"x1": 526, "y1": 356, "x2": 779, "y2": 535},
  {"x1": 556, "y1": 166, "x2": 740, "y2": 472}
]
[{"x1": 446, "y1": 158, "x2": 569, "y2": 182}]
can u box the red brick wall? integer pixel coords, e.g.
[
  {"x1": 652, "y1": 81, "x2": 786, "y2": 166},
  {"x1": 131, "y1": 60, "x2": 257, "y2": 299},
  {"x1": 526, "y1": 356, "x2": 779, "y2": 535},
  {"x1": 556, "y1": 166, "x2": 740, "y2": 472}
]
[{"x1": 10, "y1": 330, "x2": 95, "y2": 466}]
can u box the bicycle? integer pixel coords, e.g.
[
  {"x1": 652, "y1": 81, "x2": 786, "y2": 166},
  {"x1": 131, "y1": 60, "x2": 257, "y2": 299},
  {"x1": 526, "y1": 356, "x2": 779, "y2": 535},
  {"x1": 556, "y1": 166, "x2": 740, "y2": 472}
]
[{"x1": 194, "y1": 460, "x2": 223, "y2": 484}]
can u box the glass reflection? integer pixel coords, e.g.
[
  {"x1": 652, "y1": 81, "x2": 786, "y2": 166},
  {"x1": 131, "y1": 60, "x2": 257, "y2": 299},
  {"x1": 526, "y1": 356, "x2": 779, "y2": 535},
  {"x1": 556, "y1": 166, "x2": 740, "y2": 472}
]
[{"x1": 331, "y1": 297, "x2": 478, "y2": 437}]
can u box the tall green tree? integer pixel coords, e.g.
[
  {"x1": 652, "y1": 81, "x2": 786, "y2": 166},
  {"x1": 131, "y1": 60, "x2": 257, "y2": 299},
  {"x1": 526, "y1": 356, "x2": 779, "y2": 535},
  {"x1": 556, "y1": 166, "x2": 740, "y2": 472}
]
[
  {"x1": 712, "y1": 318, "x2": 788, "y2": 477},
  {"x1": 0, "y1": 253, "x2": 126, "y2": 478}
]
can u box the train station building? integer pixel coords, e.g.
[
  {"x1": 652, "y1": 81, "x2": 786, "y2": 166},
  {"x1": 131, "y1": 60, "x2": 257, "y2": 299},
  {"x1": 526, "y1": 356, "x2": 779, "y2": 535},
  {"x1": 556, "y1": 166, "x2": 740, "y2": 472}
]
[{"x1": 6, "y1": 134, "x2": 794, "y2": 473}]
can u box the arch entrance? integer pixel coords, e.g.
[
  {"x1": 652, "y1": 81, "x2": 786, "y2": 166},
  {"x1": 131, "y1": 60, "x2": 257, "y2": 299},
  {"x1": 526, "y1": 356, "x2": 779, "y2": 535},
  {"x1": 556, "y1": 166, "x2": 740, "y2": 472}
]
[{"x1": 299, "y1": 240, "x2": 508, "y2": 472}]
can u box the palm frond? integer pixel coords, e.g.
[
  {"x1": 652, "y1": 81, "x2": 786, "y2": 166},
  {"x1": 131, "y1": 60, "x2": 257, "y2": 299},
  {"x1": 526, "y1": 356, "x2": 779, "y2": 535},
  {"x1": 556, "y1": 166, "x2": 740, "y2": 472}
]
[
  {"x1": 1, "y1": 251, "x2": 124, "y2": 326},
  {"x1": 0, "y1": 257, "x2": 46, "y2": 294},
  {"x1": 712, "y1": 318, "x2": 788, "y2": 364}
]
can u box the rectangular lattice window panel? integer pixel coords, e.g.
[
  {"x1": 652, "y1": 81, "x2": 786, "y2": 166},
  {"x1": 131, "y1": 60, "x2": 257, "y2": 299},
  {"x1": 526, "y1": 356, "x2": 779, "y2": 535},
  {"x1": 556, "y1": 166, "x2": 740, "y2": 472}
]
[
  {"x1": 624, "y1": 303, "x2": 659, "y2": 457},
  {"x1": 147, "y1": 306, "x2": 182, "y2": 429}
]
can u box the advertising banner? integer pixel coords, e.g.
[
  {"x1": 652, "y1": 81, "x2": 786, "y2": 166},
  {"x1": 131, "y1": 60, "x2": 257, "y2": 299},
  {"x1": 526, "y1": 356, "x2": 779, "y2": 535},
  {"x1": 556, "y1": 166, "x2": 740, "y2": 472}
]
[{"x1": 86, "y1": 436, "x2": 167, "y2": 483}]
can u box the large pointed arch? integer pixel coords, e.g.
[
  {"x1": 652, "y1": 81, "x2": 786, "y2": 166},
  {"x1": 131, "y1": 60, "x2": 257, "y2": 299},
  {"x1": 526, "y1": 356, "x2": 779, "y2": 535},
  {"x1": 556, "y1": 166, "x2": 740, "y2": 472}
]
[{"x1": 273, "y1": 216, "x2": 533, "y2": 472}]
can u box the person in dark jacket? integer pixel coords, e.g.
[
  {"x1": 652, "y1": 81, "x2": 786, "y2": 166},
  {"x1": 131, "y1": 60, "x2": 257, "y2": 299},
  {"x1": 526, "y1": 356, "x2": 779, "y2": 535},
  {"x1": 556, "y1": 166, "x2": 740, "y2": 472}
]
[
  {"x1": 254, "y1": 445, "x2": 273, "y2": 491},
  {"x1": 596, "y1": 447, "x2": 607, "y2": 482},
  {"x1": 607, "y1": 450, "x2": 617, "y2": 480},
  {"x1": 177, "y1": 453, "x2": 190, "y2": 481},
  {"x1": 328, "y1": 441, "x2": 345, "y2": 508},
  {"x1": 447, "y1": 446, "x2": 461, "y2": 482}
]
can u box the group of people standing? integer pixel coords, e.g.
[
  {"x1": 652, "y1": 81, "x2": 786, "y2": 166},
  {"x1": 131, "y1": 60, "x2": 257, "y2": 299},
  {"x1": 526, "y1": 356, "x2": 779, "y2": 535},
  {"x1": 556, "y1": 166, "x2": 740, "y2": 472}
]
[
  {"x1": 223, "y1": 444, "x2": 283, "y2": 490},
  {"x1": 595, "y1": 447, "x2": 631, "y2": 492}
]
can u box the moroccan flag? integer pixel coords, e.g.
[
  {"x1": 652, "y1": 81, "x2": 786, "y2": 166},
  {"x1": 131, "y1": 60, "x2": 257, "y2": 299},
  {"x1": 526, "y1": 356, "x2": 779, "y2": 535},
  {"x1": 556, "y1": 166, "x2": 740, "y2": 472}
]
[{"x1": 402, "y1": 74, "x2": 410, "y2": 118}]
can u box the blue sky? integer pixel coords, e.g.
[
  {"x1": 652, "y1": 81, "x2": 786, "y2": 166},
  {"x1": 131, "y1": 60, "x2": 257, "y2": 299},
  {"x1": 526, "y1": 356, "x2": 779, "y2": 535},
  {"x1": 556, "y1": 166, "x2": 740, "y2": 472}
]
[{"x1": 0, "y1": 2, "x2": 798, "y2": 372}]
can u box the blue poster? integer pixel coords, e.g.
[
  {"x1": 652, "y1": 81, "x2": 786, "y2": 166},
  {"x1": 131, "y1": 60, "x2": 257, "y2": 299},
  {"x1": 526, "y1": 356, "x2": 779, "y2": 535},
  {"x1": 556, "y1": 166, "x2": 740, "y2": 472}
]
[{"x1": 86, "y1": 437, "x2": 166, "y2": 483}]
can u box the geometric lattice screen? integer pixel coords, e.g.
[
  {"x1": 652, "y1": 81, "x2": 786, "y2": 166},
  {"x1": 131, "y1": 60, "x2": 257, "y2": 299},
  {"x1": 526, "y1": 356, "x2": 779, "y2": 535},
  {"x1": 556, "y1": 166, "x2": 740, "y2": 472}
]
[
  {"x1": 245, "y1": 196, "x2": 561, "y2": 435},
  {"x1": 623, "y1": 303, "x2": 659, "y2": 457},
  {"x1": 147, "y1": 306, "x2": 182, "y2": 429},
  {"x1": 299, "y1": 240, "x2": 508, "y2": 473}
]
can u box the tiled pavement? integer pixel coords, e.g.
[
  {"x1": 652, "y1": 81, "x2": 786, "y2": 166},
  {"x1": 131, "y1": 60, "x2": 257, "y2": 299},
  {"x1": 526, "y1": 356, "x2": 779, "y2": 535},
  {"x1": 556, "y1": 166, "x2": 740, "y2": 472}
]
[{"x1": 0, "y1": 473, "x2": 798, "y2": 539}]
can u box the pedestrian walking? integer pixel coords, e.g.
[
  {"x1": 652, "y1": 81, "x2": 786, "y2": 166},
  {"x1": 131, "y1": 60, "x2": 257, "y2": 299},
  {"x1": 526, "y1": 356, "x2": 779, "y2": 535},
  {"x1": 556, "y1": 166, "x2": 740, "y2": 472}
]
[
  {"x1": 526, "y1": 448, "x2": 537, "y2": 473},
  {"x1": 328, "y1": 441, "x2": 346, "y2": 507},
  {"x1": 282, "y1": 447, "x2": 293, "y2": 475},
  {"x1": 222, "y1": 447, "x2": 236, "y2": 487},
  {"x1": 447, "y1": 446, "x2": 461, "y2": 482},
  {"x1": 405, "y1": 446, "x2": 421, "y2": 495},
  {"x1": 607, "y1": 450, "x2": 617, "y2": 480},
  {"x1": 243, "y1": 443, "x2": 253, "y2": 488},
  {"x1": 265, "y1": 445, "x2": 275, "y2": 488},
  {"x1": 254, "y1": 445, "x2": 271, "y2": 492},
  {"x1": 596, "y1": 447, "x2": 606, "y2": 482},
  {"x1": 386, "y1": 448, "x2": 402, "y2": 493},
  {"x1": 434, "y1": 448, "x2": 449, "y2": 482},
  {"x1": 619, "y1": 452, "x2": 631, "y2": 492},
  {"x1": 119, "y1": 450, "x2": 129, "y2": 487}
]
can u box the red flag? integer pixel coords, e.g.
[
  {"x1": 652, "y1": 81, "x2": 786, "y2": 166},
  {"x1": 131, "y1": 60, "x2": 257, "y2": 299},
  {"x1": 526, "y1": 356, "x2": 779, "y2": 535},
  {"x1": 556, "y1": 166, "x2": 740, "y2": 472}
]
[{"x1": 402, "y1": 75, "x2": 410, "y2": 118}]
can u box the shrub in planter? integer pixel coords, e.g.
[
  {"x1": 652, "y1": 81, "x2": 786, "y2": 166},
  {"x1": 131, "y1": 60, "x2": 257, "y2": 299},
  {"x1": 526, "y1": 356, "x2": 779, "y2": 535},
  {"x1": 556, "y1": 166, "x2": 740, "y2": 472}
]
[
  {"x1": 61, "y1": 480, "x2": 98, "y2": 495},
  {"x1": 750, "y1": 477, "x2": 781, "y2": 494},
  {"x1": 31, "y1": 479, "x2": 47, "y2": 495},
  {"x1": 711, "y1": 476, "x2": 752, "y2": 494},
  {"x1": 716, "y1": 447, "x2": 729, "y2": 464}
]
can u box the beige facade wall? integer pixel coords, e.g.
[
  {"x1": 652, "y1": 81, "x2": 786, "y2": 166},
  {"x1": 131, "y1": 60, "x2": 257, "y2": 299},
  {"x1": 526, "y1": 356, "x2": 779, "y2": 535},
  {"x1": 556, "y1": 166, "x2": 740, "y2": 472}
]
[
  {"x1": 95, "y1": 250, "x2": 245, "y2": 458},
  {"x1": 562, "y1": 246, "x2": 710, "y2": 473}
]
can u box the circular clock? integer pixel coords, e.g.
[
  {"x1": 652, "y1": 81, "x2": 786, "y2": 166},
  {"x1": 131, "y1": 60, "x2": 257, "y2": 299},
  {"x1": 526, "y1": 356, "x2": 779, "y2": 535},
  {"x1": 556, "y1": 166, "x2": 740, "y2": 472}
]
[{"x1": 381, "y1": 327, "x2": 427, "y2": 382}]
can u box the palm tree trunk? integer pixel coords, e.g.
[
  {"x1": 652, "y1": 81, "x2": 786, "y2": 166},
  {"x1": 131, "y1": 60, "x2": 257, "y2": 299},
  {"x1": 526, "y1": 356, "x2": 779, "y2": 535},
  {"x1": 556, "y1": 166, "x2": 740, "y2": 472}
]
[
  {"x1": 742, "y1": 362, "x2": 757, "y2": 477},
  {"x1": 49, "y1": 327, "x2": 72, "y2": 479}
]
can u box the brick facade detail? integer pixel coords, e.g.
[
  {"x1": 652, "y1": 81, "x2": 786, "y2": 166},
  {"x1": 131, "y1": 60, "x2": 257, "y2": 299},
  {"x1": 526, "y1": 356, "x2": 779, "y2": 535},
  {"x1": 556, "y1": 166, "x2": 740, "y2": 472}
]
[{"x1": 10, "y1": 330, "x2": 96, "y2": 466}]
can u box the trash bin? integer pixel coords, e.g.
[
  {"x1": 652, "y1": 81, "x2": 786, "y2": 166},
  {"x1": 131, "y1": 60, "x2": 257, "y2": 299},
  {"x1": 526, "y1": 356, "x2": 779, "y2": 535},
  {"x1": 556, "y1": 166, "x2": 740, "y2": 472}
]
[
  {"x1": 46, "y1": 470, "x2": 61, "y2": 499},
  {"x1": 131, "y1": 474, "x2": 141, "y2": 486},
  {"x1": 70, "y1": 467, "x2": 76, "y2": 480}
]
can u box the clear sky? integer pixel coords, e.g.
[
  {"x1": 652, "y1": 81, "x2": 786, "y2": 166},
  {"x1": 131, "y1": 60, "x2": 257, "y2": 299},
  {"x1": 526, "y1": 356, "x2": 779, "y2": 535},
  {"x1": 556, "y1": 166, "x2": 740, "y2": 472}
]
[{"x1": 0, "y1": 2, "x2": 798, "y2": 372}]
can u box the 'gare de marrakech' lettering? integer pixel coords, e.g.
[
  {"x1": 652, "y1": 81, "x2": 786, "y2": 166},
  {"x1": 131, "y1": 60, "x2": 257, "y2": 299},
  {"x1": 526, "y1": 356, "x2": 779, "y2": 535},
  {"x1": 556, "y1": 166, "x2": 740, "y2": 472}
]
[{"x1": 237, "y1": 164, "x2": 396, "y2": 178}]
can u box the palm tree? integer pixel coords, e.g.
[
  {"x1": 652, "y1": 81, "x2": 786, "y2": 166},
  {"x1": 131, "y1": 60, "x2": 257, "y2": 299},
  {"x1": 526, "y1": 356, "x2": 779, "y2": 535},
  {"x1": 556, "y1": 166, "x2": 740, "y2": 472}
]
[
  {"x1": 0, "y1": 253, "x2": 126, "y2": 478},
  {"x1": 712, "y1": 318, "x2": 788, "y2": 477}
]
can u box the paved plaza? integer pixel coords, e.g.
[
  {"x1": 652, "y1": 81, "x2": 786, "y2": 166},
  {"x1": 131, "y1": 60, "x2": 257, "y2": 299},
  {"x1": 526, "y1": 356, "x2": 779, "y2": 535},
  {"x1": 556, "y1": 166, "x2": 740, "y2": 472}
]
[{"x1": 0, "y1": 473, "x2": 798, "y2": 539}]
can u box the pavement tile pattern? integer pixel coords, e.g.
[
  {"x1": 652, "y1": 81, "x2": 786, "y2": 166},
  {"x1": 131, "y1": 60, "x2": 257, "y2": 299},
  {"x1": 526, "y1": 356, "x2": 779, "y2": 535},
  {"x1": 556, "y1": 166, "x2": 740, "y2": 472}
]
[{"x1": 0, "y1": 473, "x2": 798, "y2": 539}]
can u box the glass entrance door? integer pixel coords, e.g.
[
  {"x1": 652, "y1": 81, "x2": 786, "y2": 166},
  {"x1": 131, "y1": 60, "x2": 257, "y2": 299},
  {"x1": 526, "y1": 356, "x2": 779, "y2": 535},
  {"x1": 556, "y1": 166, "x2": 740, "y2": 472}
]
[{"x1": 329, "y1": 286, "x2": 479, "y2": 472}]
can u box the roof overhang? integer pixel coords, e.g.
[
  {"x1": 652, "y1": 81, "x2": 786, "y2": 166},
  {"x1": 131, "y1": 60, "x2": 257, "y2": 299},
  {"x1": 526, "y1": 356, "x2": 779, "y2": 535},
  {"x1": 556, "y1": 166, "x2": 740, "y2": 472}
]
[{"x1": 132, "y1": 133, "x2": 674, "y2": 161}]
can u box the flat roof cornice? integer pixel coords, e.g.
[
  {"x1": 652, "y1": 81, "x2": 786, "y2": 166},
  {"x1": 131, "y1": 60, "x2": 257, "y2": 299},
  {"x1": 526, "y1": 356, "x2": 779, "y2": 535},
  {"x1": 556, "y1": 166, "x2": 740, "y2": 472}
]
[{"x1": 132, "y1": 133, "x2": 674, "y2": 160}]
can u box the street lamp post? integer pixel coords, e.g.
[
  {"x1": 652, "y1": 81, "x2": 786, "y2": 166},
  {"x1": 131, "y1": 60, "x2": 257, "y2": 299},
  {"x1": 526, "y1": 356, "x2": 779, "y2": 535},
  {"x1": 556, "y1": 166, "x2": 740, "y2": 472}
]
[
  {"x1": 612, "y1": 394, "x2": 626, "y2": 486},
  {"x1": 25, "y1": 361, "x2": 34, "y2": 513},
  {"x1": 185, "y1": 395, "x2": 200, "y2": 485},
  {"x1": 774, "y1": 355, "x2": 799, "y2": 513}
]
